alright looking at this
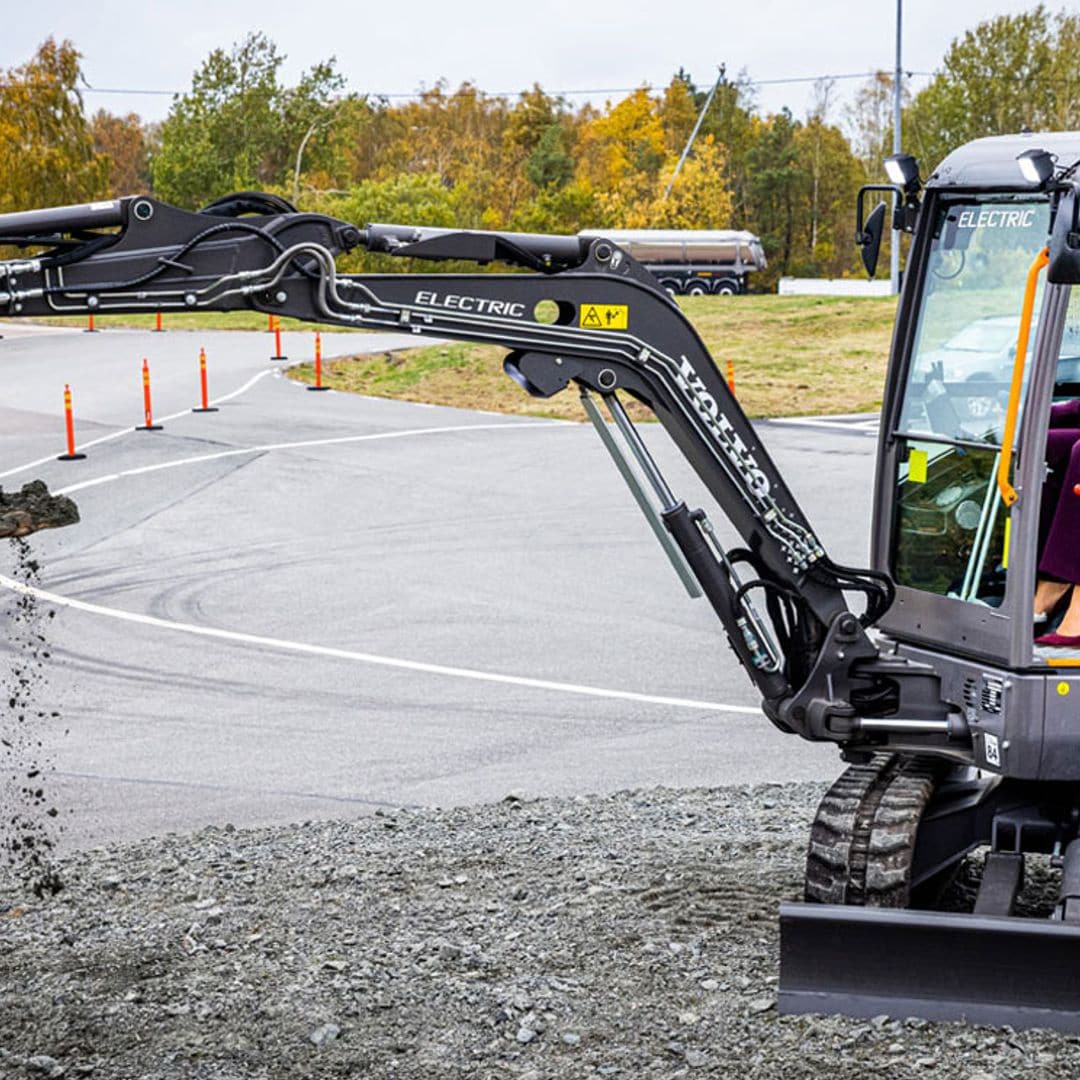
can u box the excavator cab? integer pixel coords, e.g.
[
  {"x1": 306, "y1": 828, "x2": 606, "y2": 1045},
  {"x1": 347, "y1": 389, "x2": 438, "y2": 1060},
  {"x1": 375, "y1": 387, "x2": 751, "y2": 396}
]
[
  {"x1": 781, "y1": 135, "x2": 1080, "y2": 1029},
  {"x1": 861, "y1": 137, "x2": 1080, "y2": 777}
]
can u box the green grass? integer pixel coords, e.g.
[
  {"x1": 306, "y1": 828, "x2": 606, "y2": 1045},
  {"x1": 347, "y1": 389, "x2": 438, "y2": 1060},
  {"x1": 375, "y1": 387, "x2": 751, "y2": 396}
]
[{"x1": 289, "y1": 294, "x2": 899, "y2": 420}]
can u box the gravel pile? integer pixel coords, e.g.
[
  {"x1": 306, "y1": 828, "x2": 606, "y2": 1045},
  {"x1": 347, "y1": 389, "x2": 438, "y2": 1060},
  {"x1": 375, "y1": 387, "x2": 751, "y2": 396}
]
[{"x1": 1, "y1": 783, "x2": 1079, "y2": 1079}]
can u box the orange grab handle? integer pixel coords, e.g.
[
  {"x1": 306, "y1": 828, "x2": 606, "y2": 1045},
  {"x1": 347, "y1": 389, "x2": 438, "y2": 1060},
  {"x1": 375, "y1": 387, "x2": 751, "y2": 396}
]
[{"x1": 997, "y1": 246, "x2": 1049, "y2": 507}]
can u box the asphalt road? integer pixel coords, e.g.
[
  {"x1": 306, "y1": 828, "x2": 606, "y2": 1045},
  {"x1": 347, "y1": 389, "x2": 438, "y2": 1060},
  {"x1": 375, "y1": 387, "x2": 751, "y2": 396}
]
[{"x1": 0, "y1": 324, "x2": 879, "y2": 848}]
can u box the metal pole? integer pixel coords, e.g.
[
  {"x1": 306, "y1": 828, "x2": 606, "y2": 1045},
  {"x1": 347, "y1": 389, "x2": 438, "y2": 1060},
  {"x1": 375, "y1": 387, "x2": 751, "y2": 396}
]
[
  {"x1": 663, "y1": 68, "x2": 724, "y2": 201},
  {"x1": 890, "y1": 0, "x2": 903, "y2": 295},
  {"x1": 292, "y1": 120, "x2": 322, "y2": 206}
]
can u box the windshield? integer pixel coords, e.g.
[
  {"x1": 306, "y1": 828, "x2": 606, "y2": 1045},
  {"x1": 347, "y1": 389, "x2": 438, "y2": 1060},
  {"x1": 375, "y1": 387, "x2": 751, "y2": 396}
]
[
  {"x1": 897, "y1": 196, "x2": 1050, "y2": 447},
  {"x1": 891, "y1": 195, "x2": 1050, "y2": 607}
]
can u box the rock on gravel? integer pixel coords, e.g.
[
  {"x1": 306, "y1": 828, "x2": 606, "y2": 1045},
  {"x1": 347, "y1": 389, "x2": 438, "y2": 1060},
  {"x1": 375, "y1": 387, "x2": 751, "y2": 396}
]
[{"x1": 2, "y1": 783, "x2": 1080, "y2": 1079}]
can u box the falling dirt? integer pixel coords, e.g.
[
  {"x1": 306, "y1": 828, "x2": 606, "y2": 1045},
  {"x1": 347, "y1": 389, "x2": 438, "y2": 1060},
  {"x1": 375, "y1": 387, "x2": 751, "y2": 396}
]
[{"x1": 2, "y1": 532, "x2": 70, "y2": 899}]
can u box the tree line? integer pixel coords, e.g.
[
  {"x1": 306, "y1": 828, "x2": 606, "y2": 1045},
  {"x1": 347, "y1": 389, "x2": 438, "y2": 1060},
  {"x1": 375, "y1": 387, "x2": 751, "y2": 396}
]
[{"x1": 2, "y1": 6, "x2": 1078, "y2": 289}]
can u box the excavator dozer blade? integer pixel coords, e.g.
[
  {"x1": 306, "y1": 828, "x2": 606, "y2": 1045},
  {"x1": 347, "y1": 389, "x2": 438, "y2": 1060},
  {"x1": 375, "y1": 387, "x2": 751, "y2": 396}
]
[{"x1": 779, "y1": 901, "x2": 1080, "y2": 1033}]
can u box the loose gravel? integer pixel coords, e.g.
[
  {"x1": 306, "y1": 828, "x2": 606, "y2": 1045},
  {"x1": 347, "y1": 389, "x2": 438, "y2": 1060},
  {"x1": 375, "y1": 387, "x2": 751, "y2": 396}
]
[
  {"x1": 2, "y1": 538, "x2": 64, "y2": 899},
  {"x1": 2, "y1": 784, "x2": 1080, "y2": 1078}
]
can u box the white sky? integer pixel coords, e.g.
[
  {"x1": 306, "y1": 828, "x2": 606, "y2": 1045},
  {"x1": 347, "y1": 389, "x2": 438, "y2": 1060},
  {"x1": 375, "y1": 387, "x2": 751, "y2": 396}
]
[{"x1": 5, "y1": 0, "x2": 1042, "y2": 128}]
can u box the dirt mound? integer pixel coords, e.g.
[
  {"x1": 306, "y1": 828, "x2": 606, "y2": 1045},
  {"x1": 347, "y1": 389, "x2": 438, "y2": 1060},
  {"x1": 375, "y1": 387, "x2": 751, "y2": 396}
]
[{"x1": 0, "y1": 480, "x2": 79, "y2": 539}]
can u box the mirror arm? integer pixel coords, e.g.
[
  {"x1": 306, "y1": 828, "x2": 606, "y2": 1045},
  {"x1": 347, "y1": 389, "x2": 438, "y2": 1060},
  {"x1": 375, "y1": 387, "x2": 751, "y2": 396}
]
[{"x1": 856, "y1": 184, "x2": 900, "y2": 243}]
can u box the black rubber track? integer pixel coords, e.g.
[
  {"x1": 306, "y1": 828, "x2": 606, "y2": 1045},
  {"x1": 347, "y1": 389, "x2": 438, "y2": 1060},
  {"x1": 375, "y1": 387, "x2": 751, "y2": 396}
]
[{"x1": 805, "y1": 753, "x2": 943, "y2": 907}]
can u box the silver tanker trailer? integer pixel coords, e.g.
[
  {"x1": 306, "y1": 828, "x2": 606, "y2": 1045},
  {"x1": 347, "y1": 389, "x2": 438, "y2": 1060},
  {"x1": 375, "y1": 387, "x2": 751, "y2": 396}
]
[{"x1": 577, "y1": 228, "x2": 766, "y2": 295}]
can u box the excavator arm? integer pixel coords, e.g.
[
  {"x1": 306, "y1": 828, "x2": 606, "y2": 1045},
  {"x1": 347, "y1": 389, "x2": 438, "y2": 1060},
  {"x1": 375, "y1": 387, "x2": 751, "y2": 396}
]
[{"x1": 1, "y1": 192, "x2": 928, "y2": 743}]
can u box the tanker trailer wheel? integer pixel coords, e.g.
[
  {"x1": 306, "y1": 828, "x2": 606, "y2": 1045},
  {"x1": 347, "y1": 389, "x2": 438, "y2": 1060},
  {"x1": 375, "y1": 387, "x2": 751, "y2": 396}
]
[
  {"x1": 716, "y1": 279, "x2": 739, "y2": 296},
  {"x1": 804, "y1": 753, "x2": 947, "y2": 907},
  {"x1": 686, "y1": 281, "x2": 709, "y2": 296}
]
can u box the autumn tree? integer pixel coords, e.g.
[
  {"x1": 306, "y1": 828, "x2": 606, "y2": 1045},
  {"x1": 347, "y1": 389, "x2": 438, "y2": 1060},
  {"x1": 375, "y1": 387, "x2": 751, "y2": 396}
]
[
  {"x1": 90, "y1": 110, "x2": 149, "y2": 195},
  {"x1": 575, "y1": 88, "x2": 668, "y2": 225},
  {"x1": 695, "y1": 67, "x2": 758, "y2": 221},
  {"x1": 658, "y1": 73, "x2": 697, "y2": 155},
  {"x1": 151, "y1": 32, "x2": 345, "y2": 207},
  {"x1": 845, "y1": 72, "x2": 899, "y2": 177},
  {"x1": 905, "y1": 6, "x2": 1080, "y2": 172},
  {"x1": 651, "y1": 136, "x2": 733, "y2": 229},
  {"x1": 0, "y1": 38, "x2": 109, "y2": 213}
]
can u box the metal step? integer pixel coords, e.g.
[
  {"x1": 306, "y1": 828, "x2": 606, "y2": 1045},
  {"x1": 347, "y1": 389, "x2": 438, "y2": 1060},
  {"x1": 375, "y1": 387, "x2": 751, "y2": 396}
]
[{"x1": 779, "y1": 901, "x2": 1080, "y2": 1033}]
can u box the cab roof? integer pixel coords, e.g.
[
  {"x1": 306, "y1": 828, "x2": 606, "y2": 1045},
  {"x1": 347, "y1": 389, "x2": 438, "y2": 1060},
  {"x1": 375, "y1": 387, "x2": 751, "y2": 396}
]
[{"x1": 926, "y1": 132, "x2": 1080, "y2": 191}]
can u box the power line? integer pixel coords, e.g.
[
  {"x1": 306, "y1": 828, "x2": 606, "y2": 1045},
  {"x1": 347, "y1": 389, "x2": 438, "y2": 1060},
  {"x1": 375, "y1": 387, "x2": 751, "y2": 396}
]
[{"x1": 0, "y1": 69, "x2": 938, "y2": 101}]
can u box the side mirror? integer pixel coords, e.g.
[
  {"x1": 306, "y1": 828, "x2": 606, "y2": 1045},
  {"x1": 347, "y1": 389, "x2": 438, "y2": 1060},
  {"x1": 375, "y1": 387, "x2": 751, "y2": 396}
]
[
  {"x1": 1049, "y1": 185, "x2": 1080, "y2": 284},
  {"x1": 858, "y1": 201, "x2": 887, "y2": 279}
]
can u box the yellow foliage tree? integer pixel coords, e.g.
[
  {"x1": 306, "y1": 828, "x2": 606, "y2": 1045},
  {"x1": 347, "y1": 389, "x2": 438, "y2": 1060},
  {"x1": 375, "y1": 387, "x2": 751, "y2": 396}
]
[
  {"x1": 646, "y1": 137, "x2": 733, "y2": 229},
  {"x1": 0, "y1": 38, "x2": 109, "y2": 213},
  {"x1": 576, "y1": 88, "x2": 667, "y2": 224}
]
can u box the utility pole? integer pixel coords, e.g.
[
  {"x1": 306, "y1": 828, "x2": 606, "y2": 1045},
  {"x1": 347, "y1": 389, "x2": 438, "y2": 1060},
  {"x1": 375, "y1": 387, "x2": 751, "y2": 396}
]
[
  {"x1": 663, "y1": 67, "x2": 725, "y2": 201},
  {"x1": 890, "y1": 0, "x2": 903, "y2": 294}
]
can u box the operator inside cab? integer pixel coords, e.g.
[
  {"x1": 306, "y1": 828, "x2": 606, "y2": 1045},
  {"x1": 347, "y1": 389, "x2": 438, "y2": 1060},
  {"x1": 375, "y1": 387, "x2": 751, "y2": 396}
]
[{"x1": 1033, "y1": 294, "x2": 1080, "y2": 649}]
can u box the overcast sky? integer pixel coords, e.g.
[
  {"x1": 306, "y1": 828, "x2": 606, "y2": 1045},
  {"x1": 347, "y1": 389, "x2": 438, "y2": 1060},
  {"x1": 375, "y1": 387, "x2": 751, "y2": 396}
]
[{"x1": 5, "y1": 0, "x2": 1042, "y2": 127}]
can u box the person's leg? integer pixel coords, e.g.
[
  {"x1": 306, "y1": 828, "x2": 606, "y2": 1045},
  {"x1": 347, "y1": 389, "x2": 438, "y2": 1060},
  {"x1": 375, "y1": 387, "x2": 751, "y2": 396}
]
[
  {"x1": 1036, "y1": 437, "x2": 1080, "y2": 642},
  {"x1": 1035, "y1": 432, "x2": 1080, "y2": 617},
  {"x1": 1035, "y1": 577, "x2": 1071, "y2": 618},
  {"x1": 1054, "y1": 587, "x2": 1080, "y2": 637},
  {"x1": 1039, "y1": 437, "x2": 1080, "y2": 586}
]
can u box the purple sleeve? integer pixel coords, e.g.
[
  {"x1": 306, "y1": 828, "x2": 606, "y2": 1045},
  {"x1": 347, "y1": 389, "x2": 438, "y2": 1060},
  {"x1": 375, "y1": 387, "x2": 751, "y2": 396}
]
[{"x1": 1050, "y1": 398, "x2": 1080, "y2": 428}]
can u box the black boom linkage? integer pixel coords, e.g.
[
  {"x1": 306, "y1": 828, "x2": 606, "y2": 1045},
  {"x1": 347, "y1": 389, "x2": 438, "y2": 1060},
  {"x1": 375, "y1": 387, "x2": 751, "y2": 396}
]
[{"x1": 0, "y1": 192, "x2": 896, "y2": 736}]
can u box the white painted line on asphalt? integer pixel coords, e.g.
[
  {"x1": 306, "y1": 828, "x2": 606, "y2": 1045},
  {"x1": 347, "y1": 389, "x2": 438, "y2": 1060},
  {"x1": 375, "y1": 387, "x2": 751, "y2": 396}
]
[
  {"x1": 0, "y1": 368, "x2": 275, "y2": 481},
  {"x1": 0, "y1": 573, "x2": 762, "y2": 716},
  {"x1": 53, "y1": 421, "x2": 569, "y2": 496}
]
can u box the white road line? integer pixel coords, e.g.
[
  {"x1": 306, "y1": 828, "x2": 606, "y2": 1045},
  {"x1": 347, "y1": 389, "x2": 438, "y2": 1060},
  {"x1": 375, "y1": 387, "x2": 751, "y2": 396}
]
[
  {"x1": 0, "y1": 573, "x2": 762, "y2": 716},
  {"x1": 1, "y1": 358, "x2": 756, "y2": 716},
  {"x1": 0, "y1": 368, "x2": 275, "y2": 482},
  {"x1": 53, "y1": 421, "x2": 568, "y2": 496}
]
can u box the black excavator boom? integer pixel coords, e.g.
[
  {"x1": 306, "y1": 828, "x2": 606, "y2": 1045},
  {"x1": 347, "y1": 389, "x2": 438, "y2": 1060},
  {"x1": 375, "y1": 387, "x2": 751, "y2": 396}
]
[{"x1": 0, "y1": 191, "x2": 907, "y2": 741}]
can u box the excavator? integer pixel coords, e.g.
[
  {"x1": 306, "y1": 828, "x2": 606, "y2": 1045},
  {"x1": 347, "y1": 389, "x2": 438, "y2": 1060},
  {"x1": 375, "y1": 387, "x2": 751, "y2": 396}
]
[{"x1": 3, "y1": 131, "x2": 1080, "y2": 1030}]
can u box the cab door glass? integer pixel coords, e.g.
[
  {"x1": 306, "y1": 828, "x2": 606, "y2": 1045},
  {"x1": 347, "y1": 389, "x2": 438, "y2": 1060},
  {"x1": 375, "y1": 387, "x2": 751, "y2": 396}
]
[{"x1": 893, "y1": 197, "x2": 1049, "y2": 604}]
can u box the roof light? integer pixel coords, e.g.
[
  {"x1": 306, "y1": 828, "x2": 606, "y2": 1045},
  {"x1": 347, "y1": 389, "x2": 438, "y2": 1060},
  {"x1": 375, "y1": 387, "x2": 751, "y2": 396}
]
[
  {"x1": 1016, "y1": 148, "x2": 1055, "y2": 186},
  {"x1": 884, "y1": 153, "x2": 921, "y2": 193}
]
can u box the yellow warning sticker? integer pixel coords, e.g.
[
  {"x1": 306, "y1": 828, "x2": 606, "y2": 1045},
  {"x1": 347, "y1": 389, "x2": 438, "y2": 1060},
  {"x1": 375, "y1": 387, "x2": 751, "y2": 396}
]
[
  {"x1": 1059, "y1": 681, "x2": 1071, "y2": 697},
  {"x1": 908, "y1": 448, "x2": 928, "y2": 484},
  {"x1": 580, "y1": 304, "x2": 628, "y2": 330}
]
